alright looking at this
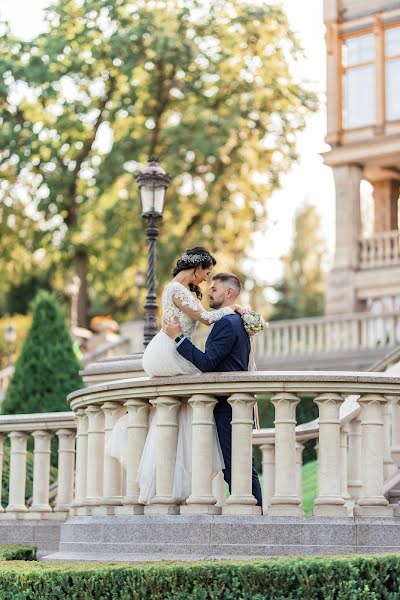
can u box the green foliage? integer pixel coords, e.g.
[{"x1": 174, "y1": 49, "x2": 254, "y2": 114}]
[
  {"x1": 2, "y1": 292, "x2": 82, "y2": 414},
  {"x1": 0, "y1": 546, "x2": 36, "y2": 562},
  {"x1": 302, "y1": 460, "x2": 317, "y2": 516},
  {"x1": 0, "y1": 555, "x2": 399, "y2": 598},
  {"x1": 0, "y1": 0, "x2": 318, "y2": 322},
  {"x1": 271, "y1": 203, "x2": 327, "y2": 321}
]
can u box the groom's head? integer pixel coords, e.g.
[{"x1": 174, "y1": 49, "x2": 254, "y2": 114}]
[{"x1": 208, "y1": 273, "x2": 241, "y2": 308}]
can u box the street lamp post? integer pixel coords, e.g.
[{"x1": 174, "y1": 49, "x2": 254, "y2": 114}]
[
  {"x1": 4, "y1": 324, "x2": 16, "y2": 367},
  {"x1": 135, "y1": 156, "x2": 171, "y2": 348}
]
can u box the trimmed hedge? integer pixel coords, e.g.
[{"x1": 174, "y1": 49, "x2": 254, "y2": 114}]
[
  {"x1": 0, "y1": 546, "x2": 36, "y2": 562},
  {"x1": 0, "y1": 554, "x2": 399, "y2": 599}
]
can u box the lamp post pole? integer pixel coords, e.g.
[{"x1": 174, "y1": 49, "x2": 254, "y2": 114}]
[
  {"x1": 143, "y1": 215, "x2": 161, "y2": 346},
  {"x1": 135, "y1": 156, "x2": 171, "y2": 349}
]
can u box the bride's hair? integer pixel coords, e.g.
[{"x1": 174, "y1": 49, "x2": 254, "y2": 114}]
[{"x1": 172, "y1": 246, "x2": 216, "y2": 299}]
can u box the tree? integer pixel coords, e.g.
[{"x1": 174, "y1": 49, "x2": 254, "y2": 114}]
[
  {"x1": 2, "y1": 291, "x2": 82, "y2": 414},
  {"x1": 0, "y1": 0, "x2": 318, "y2": 324},
  {"x1": 271, "y1": 203, "x2": 327, "y2": 320}
]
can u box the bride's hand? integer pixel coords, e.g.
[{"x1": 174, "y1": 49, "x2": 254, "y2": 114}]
[{"x1": 232, "y1": 304, "x2": 252, "y2": 316}]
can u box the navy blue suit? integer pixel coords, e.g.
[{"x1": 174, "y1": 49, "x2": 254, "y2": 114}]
[{"x1": 177, "y1": 313, "x2": 262, "y2": 507}]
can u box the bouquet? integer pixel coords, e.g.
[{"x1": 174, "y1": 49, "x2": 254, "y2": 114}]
[{"x1": 242, "y1": 311, "x2": 266, "y2": 336}]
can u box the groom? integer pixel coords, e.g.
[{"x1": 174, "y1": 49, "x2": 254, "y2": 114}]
[{"x1": 163, "y1": 272, "x2": 262, "y2": 508}]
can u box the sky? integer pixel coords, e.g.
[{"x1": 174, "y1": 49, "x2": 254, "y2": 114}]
[{"x1": 1, "y1": 0, "x2": 335, "y2": 286}]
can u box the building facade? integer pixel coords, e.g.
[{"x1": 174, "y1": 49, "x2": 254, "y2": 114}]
[{"x1": 324, "y1": 0, "x2": 400, "y2": 314}]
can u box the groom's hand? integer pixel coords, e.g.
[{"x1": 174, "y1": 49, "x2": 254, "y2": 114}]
[{"x1": 162, "y1": 317, "x2": 181, "y2": 339}]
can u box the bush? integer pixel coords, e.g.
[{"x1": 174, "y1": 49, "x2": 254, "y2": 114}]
[
  {"x1": 2, "y1": 292, "x2": 82, "y2": 415},
  {"x1": 0, "y1": 546, "x2": 36, "y2": 562},
  {"x1": 0, "y1": 554, "x2": 399, "y2": 599}
]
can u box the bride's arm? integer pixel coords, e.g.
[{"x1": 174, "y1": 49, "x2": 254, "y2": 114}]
[{"x1": 172, "y1": 293, "x2": 237, "y2": 326}]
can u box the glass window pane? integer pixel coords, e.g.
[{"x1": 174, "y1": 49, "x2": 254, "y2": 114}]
[
  {"x1": 385, "y1": 27, "x2": 400, "y2": 58},
  {"x1": 343, "y1": 34, "x2": 374, "y2": 67},
  {"x1": 386, "y1": 58, "x2": 400, "y2": 120},
  {"x1": 343, "y1": 65, "x2": 376, "y2": 128}
]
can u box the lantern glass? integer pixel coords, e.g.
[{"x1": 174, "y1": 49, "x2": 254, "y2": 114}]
[
  {"x1": 5, "y1": 325, "x2": 16, "y2": 344},
  {"x1": 140, "y1": 181, "x2": 166, "y2": 216}
]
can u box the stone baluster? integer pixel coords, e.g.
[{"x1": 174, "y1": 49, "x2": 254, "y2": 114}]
[
  {"x1": 308, "y1": 325, "x2": 315, "y2": 353},
  {"x1": 0, "y1": 435, "x2": 4, "y2": 512},
  {"x1": 300, "y1": 325, "x2": 307, "y2": 352},
  {"x1": 72, "y1": 409, "x2": 88, "y2": 513},
  {"x1": 354, "y1": 394, "x2": 390, "y2": 516},
  {"x1": 146, "y1": 396, "x2": 181, "y2": 515},
  {"x1": 383, "y1": 398, "x2": 397, "y2": 480},
  {"x1": 99, "y1": 401, "x2": 126, "y2": 514},
  {"x1": 282, "y1": 327, "x2": 290, "y2": 356},
  {"x1": 6, "y1": 432, "x2": 28, "y2": 513},
  {"x1": 119, "y1": 398, "x2": 149, "y2": 514},
  {"x1": 269, "y1": 393, "x2": 302, "y2": 516},
  {"x1": 85, "y1": 405, "x2": 105, "y2": 508},
  {"x1": 347, "y1": 413, "x2": 363, "y2": 501},
  {"x1": 182, "y1": 394, "x2": 220, "y2": 515},
  {"x1": 390, "y1": 396, "x2": 400, "y2": 469},
  {"x1": 54, "y1": 429, "x2": 76, "y2": 513},
  {"x1": 316, "y1": 321, "x2": 324, "y2": 351},
  {"x1": 296, "y1": 442, "x2": 304, "y2": 501},
  {"x1": 260, "y1": 442, "x2": 275, "y2": 512},
  {"x1": 224, "y1": 393, "x2": 260, "y2": 515},
  {"x1": 313, "y1": 393, "x2": 347, "y2": 516},
  {"x1": 30, "y1": 430, "x2": 52, "y2": 514},
  {"x1": 385, "y1": 235, "x2": 391, "y2": 265},
  {"x1": 340, "y1": 423, "x2": 351, "y2": 509}
]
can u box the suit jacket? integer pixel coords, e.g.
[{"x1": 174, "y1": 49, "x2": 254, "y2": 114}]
[{"x1": 177, "y1": 313, "x2": 250, "y2": 374}]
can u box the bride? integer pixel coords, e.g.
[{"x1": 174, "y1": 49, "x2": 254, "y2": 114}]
[{"x1": 106, "y1": 246, "x2": 242, "y2": 504}]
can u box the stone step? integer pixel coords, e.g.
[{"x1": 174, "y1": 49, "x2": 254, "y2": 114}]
[
  {"x1": 0, "y1": 520, "x2": 62, "y2": 554},
  {"x1": 43, "y1": 515, "x2": 400, "y2": 562}
]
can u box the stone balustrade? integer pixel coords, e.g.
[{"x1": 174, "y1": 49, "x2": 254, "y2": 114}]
[
  {"x1": 0, "y1": 412, "x2": 76, "y2": 519},
  {"x1": 257, "y1": 312, "x2": 400, "y2": 358},
  {"x1": 67, "y1": 371, "x2": 400, "y2": 518},
  {"x1": 359, "y1": 230, "x2": 400, "y2": 268}
]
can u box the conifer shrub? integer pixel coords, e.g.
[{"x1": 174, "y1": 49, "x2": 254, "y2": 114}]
[{"x1": 2, "y1": 292, "x2": 82, "y2": 415}]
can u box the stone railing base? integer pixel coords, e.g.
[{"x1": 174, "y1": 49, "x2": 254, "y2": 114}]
[{"x1": 42, "y1": 515, "x2": 400, "y2": 562}]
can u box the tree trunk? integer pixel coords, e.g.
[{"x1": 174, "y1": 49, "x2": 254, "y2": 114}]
[{"x1": 74, "y1": 249, "x2": 89, "y2": 329}]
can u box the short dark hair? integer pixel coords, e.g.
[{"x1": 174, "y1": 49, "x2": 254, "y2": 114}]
[{"x1": 212, "y1": 272, "x2": 242, "y2": 295}]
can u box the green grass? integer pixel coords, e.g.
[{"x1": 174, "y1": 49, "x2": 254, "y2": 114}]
[{"x1": 302, "y1": 459, "x2": 317, "y2": 515}]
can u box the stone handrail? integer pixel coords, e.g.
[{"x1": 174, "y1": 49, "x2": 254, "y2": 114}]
[
  {"x1": 255, "y1": 311, "x2": 400, "y2": 358},
  {"x1": 0, "y1": 412, "x2": 76, "y2": 519},
  {"x1": 66, "y1": 371, "x2": 400, "y2": 518},
  {"x1": 81, "y1": 336, "x2": 131, "y2": 366},
  {"x1": 359, "y1": 230, "x2": 400, "y2": 268}
]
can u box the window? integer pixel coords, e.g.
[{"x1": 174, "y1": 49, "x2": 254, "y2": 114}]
[
  {"x1": 342, "y1": 33, "x2": 376, "y2": 129},
  {"x1": 385, "y1": 26, "x2": 400, "y2": 121}
]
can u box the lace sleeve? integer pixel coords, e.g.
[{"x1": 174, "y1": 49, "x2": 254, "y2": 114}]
[{"x1": 170, "y1": 283, "x2": 235, "y2": 326}]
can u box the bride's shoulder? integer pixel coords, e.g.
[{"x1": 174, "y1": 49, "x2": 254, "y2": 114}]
[{"x1": 163, "y1": 280, "x2": 188, "y2": 297}]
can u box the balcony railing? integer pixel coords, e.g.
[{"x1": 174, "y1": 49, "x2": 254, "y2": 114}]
[{"x1": 359, "y1": 230, "x2": 400, "y2": 269}]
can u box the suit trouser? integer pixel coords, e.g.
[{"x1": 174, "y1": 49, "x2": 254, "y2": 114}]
[{"x1": 214, "y1": 401, "x2": 263, "y2": 507}]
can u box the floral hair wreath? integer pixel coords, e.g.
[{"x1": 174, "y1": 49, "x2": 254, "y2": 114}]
[{"x1": 180, "y1": 252, "x2": 209, "y2": 265}]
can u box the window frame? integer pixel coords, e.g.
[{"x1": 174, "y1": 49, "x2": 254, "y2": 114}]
[{"x1": 384, "y1": 22, "x2": 400, "y2": 122}]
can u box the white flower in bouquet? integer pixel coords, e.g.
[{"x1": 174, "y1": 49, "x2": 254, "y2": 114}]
[{"x1": 242, "y1": 311, "x2": 267, "y2": 336}]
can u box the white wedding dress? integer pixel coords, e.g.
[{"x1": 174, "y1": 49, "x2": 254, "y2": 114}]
[{"x1": 106, "y1": 281, "x2": 234, "y2": 504}]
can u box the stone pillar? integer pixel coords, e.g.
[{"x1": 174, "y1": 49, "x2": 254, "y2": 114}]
[
  {"x1": 54, "y1": 429, "x2": 75, "y2": 513},
  {"x1": 73, "y1": 409, "x2": 88, "y2": 509},
  {"x1": 260, "y1": 442, "x2": 275, "y2": 513},
  {"x1": 340, "y1": 423, "x2": 352, "y2": 508},
  {"x1": 269, "y1": 393, "x2": 302, "y2": 516},
  {"x1": 30, "y1": 430, "x2": 52, "y2": 514},
  {"x1": 348, "y1": 414, "x2": 363, "y2": 501},
  {"x1": 325, "y1": 22, "x2": 340, "y2": 145},
  {"x1": 146, "y1": 396, "x2": 181, "y2": 515},
  {"x1": 118, "y1": 398, "x2": 149, "y2": 514},
  {"x1": 296, "y1": 442, "x2": 304, "y2": 502},
  {"x1": 371, "y1": 179, "x2": 399, "y2": 233},
  {"x1": 224, "y1": 393, "x2": 260, "y2": 515},
  {"x1": 313, "y1": 393, "x2": 346, "y2": 516},
  {"x1": 6, "y1": 432, "x2": 28, "y2": 513},
  {"x1": 390, "y1": 397, "x2": 400, "y2": 468},
  {"x1": 354, "y1": 394, "x2": 390, "y2": 516},
  {"x1": 383, "y1": 398, "x2": 397, "y2": 480},
  {"x1": 99, "y1": 401, "x2": 126, "y2": 514},
  {"x1": 182, "y1": 394, "x2": 220, "y2": 515},
  {"x1": 85, "y1": 405, "x2": 105, "y2": 507},
  {"x1": 0, "y1": 435, "x2": 4, "y2": 512},
  {"x1": 326, "y1": 164, "x2": 364, "y2": 315}
]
